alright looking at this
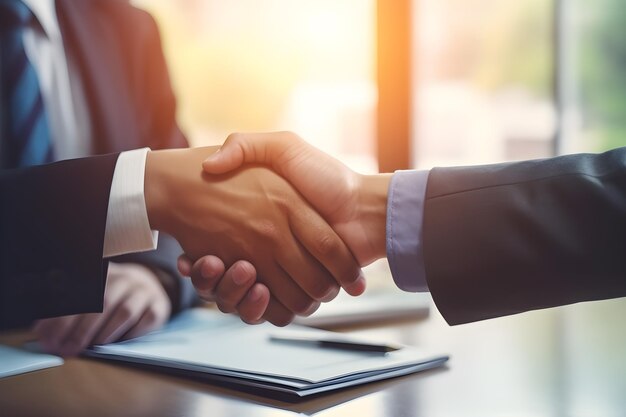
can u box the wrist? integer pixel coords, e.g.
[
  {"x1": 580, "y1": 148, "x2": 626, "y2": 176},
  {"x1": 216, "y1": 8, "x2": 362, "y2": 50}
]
[
  {"x1": 144, "y1": 149, "x2": 172, "y2": 233},
  {"x1": 356, "y1": 174, "x2": 392, "y2": 261},
  {"x1": 144, "y1": 147, "x2": 221, "y2": 234}
]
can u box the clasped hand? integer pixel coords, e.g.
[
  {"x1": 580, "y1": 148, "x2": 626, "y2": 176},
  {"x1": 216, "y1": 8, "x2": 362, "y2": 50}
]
[
  {"x1": 144, "y1": 145, "x2": 375, "y2": 326},
  {"x1": 174, "y1": 133, "x2": 390, "y2": 326}
]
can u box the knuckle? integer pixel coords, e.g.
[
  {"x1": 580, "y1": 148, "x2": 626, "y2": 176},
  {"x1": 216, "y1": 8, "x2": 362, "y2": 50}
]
[
  {"x1": 230, "y1": 261, "x2": 254, "y2": 283},
  {"x1": 254, "y1": 219, "x2": 281, "y2": 242},
  {"x1": 225, "y1": 132, "x2": 242, "y2": 143},
  {"x1": 316, "y1": 234, "x2": 339, "y2": 256},
  {"x1": 225, "y1": 132, "x2": 252, "y2": 160}
]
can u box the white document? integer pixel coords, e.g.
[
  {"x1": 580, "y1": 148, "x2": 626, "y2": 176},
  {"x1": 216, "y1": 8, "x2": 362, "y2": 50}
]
[
  {"x1": 87, "y1": 309, "x2": 448, "y2": 398},
  {"x1": 0, "y1": 345, "x2": 63, "y2": 379}
]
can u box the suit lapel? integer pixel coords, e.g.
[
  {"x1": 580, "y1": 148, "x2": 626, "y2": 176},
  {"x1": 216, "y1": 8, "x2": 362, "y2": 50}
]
[{"x1": 55, "y1": 0, "x2": 139, "y2": 154}]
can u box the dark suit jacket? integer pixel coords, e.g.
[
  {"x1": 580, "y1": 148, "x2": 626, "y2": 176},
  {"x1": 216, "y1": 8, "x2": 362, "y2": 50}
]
[
  {"x1": 423, "y1": 147, "x2": 626, "y2": 325},
  {"x1": 0, "y1": 0, "x2": 196, "y2": 329}
]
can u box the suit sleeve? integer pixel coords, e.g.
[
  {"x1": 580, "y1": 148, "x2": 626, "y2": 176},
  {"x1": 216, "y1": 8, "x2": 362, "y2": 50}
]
[
  {"x1": 423, "y1": 147, "x2": 626, "y2": 325},
  {"x1": 0, "y1": 153, "x2": 119, "y2": 330}
]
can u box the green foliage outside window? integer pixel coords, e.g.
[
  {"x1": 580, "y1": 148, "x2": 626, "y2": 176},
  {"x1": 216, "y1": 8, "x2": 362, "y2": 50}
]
[{"x1": 576, "y1": 0, "x2": 626, "y2": 151}]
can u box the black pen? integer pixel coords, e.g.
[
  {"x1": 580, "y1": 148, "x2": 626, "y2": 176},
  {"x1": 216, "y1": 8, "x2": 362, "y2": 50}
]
[{"x1": 269, "y1": 334, "x2": 402, "y2": 353}]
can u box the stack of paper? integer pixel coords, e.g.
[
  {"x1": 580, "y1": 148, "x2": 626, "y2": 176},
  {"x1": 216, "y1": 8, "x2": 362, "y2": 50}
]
[
  {"x1": 86, "y1": 309, "x2": 448, "y2": 399},
  {"x1": 0, "y1": 345, "x2": 63, "y2": 378}
]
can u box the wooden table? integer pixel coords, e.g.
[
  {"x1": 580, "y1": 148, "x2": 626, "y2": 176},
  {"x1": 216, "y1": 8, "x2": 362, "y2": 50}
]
[{"x1": 1, "y1": 298, "x2": 625, "y2": 417}]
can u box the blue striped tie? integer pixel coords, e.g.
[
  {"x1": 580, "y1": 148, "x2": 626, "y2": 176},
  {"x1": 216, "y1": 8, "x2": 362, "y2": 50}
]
[{"x1": 1, "y1": 0, "x2": 53, "y2": 168}]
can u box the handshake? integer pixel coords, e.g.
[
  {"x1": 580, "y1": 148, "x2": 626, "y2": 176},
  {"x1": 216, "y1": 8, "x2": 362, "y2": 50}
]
[
  {"x1": 35, "y1": 128, "x2": 620, "y2": 354},
  {"x1": 146, "y1": 132, "x2": 392, "y2": 327}
]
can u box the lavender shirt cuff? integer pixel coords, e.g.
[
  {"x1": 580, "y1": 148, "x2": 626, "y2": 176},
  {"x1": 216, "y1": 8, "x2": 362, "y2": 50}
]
[{"x1": 386, "y1": 169, "x2": 430, "y2": 292}]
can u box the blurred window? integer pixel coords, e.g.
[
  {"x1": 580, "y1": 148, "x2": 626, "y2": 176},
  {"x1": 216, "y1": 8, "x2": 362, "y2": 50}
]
[
  {"x1": 559, "y1": 0, "x2": 626, "y2": 153},
  {"x1": 134, "y1": 0, "x2": 564, "y2": 292},
  {"x1": 412, "y1": 0, "x2": 556, "y2": 168},
  {"x1": 133, "y1": 0, "x2": 377, "y2": 173},
  {"x1": 136, "y1": 0, "x2": 561, "y2": 170}
]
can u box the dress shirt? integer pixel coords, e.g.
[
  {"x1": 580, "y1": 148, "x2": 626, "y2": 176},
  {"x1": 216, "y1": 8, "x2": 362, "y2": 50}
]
[
  {"x1": 19, "y1": 0, "x2": 157, "y2": 257},
  {"x1": 22, "y1": 0, "x2": 90, "y2": 160},
  {"x1": 386, "y1": 169, "x2": 430, "y2": 292}
]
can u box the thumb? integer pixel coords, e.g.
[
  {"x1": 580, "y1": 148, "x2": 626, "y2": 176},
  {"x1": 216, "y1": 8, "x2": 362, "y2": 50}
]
[
  {"x1": 202, "y1": 138, "x2": 246, "y2": 174},
  {"x1": 202, "y1": 132, "x2": 298, "y2": 175}
]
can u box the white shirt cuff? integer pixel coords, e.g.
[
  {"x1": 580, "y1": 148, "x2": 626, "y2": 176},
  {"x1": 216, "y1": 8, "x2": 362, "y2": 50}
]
[{"x1": 103, "y1": 148, "x2": 159, "y2": 257}]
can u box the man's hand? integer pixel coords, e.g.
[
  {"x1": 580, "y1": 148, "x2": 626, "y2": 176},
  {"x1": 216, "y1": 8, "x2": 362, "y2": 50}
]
[
  {"x1": 177, "y1": 255, "x2": 270, "y2": 324},
  {"x1": 33, "y1": 263, "x2": 171, "y2": 356},
  {"x1": 145, "y1": 147, "x2": 364, "y2": 326},
  {"x1": 177, "y1": 134, "x2": 392, "y2": 325},
  {"x1": 202, "y1": 132, "x2": 391, "y2": 266}
]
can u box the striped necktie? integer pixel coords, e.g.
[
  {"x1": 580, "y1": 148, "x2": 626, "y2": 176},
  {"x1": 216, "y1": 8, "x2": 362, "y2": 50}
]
[{"x1": 0, "y1": 0, "x2": 53, "y2": 168}]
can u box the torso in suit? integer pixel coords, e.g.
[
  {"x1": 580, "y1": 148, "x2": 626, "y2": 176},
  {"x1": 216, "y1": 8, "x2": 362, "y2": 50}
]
[{"x1": 0, "y1": 0, "x2": 195, "y2": 329}]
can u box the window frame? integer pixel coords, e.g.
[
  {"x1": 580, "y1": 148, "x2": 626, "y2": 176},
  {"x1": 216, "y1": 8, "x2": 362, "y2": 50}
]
[{"x1": 378, "y1": 0, "x2": 561, "y2": 170}]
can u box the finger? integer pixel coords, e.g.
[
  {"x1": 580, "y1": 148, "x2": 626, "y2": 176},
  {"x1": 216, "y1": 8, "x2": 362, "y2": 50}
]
[
  {"x1": 202, "y1": 132, "x2": 301, "y2": 175},
  {"x1": 213, "y1": 261, "x2": 258, "y2": 314},
  {"x1": 201, "y1": 133, "x2": 258, "y2": 174},
  {"x1": 177, "y1": 254, "x2": 193, "y2": 276},
  {"x1": 277, "y1": 233, "x2": 340, "y2": 302},
  {"x1": 92, "y1": 291, "x2": 149, "y2": 345},
  {"x1": 120, "y1": 300, "x2": 169, "y2": 341},
  {"x1": 56, "y1": 313, "x2": 108, "y2": 357},
  {"x1": 289, "y1": 205, "x2": 365, "y2": 296},
  {"x1": 259, "y1": 263, "x2": 317, "y2": 316},
  {"x1": 237, "y1": 283, "x2": 270, "y2": 324},
  {"x1": 302, "y1": 300, "x2": 321, "y2": 317},
  {"x1": 120, "y1": 313, "x2": 158, "y2": 342},
  {"x1": 262, "y1": 296, "x2": 295, "y2": 327},
  {"x1": 345, "y1": 275, "x2": 367, "y2": 296},
  {"x1": 34, "y1": 316, "x2": 80, "y2": 354},
  {"x1": 55, "y1": 278, "x2": 132, "y2": 355},
  {"x1": 189, "y1": 255, "x2": 227, "y2": 301}
]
